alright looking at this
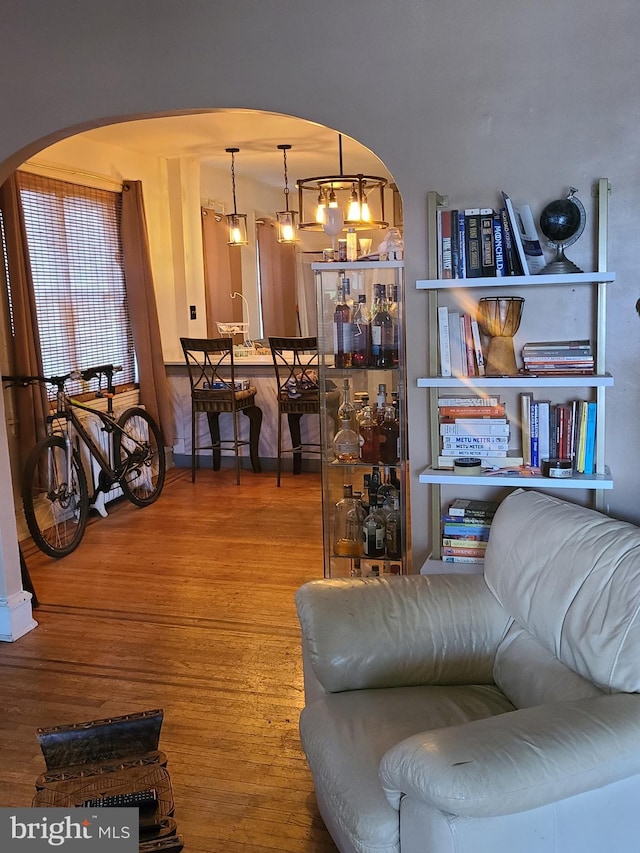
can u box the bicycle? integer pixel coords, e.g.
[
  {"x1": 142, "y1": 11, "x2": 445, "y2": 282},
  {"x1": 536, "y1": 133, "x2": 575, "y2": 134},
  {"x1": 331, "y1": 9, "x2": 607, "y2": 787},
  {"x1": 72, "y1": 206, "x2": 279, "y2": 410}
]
[{"x1": 2, "y1": 364, "x2": 166, "y2": 558}]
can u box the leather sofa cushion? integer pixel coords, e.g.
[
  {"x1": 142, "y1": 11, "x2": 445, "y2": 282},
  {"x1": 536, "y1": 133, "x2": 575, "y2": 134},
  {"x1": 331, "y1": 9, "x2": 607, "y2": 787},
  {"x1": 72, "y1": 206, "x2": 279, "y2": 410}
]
[
  {"x1": 494, "y1": 624, "x2": 603, "y2": 708},
  {"x1": 300, "y1": 684, "x2": 514, "y2": 853},
  {"x1": 485, "y1": 490, "x2": 640, "y2": 694}
]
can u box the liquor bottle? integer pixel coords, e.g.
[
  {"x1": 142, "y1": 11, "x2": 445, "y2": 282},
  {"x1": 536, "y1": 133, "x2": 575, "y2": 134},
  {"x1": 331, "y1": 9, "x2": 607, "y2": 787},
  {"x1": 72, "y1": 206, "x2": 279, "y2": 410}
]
[
  {"x1": 351, "y1": 295, "x2": 371, "y2": 368},
  {"x1": 362, "y1": 495, "x2": 386, "y2": 559},
  {"x1": 388, "y1": 284, "x2": 400, "y2": 365},
  {"x1": 333, "y1": 417, "x2": 360, "y2": 462},
  {"x1": 334, "y1": 485, "x2": 365, "y2": 557},
  {"x1": 368, "y1": 465, "x2": 381, "y2": 506},
  {"x1": 379, "y1": 405, "x2": 399, "y2": 464},
  {"x1": 376, "y1": 383, "x2": 387, "y2": 423},
  {"x1": 346, "y1": 227, "x2": 358, "y2": 262},
  {"x1": 358, "y1": 406, "x2": 379, "y2": 464},
  {"x1": 371, "y1": 284, "x2": 395, "y2": 368},
  {"x1": 338, "y1": 377, "x2": 357, "y2": 430},
  {"x1": 385, "y1": 497, "x2": 402, "y2": 559},
  {"x1": 377, "y1": 466, "x2": 399, "y2": 513},
  {"x1": 350, "y1": 557, "x2": 362, "y2": 577},
  {"x1": 333, "y1": 280, "x2": 353, "y2": 368}
]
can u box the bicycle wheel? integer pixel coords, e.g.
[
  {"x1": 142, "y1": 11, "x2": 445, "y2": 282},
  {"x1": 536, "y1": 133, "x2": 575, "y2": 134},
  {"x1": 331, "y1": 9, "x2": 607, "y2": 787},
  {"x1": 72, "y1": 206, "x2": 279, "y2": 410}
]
[
  {"x1": 22, "y1": 435, "x2": 90, "y2": 558},
  {"x1": 115, "y1": 407, "x2": 166, "y2": 507}
]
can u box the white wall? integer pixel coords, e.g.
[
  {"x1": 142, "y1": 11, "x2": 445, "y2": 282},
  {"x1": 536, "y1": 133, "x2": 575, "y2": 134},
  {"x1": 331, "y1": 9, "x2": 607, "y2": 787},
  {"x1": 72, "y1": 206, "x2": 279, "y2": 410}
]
[{"x1": 0, "y1": 0, "x2": 639, "y2": 584}]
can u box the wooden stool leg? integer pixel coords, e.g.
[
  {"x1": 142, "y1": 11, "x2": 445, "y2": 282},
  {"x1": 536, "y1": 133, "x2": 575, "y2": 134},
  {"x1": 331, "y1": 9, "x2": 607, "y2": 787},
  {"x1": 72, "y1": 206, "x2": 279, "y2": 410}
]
[
  {"x1": 243, "y1": 405, "x2": 263, "y2": 473},
  {"x1": 287, "y1": 412, "x2": 304, "y2": 475},
  {"x1": 206, "y1": 412, "x2": 222, "y2": 471}
]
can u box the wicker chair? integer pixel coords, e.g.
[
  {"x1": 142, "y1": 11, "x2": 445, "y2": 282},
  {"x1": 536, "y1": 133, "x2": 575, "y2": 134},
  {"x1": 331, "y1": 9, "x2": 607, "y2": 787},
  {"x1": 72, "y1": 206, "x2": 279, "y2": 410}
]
[{"x1": 180, "y1": 337, "x2": 262, "y2": 484}]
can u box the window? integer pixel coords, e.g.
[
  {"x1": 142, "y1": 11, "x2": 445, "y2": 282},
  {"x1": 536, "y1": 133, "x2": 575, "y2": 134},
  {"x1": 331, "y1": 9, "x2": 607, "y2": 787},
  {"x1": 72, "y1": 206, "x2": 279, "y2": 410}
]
[{"x1": 13, "y1": 172, "x2": 136, "y2": 393}]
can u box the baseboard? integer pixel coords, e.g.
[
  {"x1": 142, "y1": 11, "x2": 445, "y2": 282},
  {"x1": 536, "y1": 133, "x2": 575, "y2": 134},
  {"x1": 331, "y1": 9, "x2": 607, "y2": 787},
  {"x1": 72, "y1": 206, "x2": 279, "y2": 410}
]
[{"x1": 0, "y1": 590, "x2": 37, "y2": 642}]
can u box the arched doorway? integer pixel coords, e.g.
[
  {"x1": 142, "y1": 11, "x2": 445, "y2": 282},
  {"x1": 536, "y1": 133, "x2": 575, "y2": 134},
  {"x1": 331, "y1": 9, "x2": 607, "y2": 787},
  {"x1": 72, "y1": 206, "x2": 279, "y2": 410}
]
[{"x1": 0, "y1": 108, "x2": 401, "y2": 635}]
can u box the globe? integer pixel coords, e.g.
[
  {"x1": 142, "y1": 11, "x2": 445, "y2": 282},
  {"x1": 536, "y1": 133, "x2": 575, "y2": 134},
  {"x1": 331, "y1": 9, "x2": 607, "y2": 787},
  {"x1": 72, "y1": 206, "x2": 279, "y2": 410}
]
[
  {"x1": 539, "y1": 198, "x2": 582, "y2": 244},
  {"x1": 537, "y1": 188, "x2": 586, "y2": 274}
]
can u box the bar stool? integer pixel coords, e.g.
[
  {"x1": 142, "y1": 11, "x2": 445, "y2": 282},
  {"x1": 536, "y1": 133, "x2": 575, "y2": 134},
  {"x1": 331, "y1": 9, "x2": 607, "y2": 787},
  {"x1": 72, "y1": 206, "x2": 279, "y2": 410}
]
[
  {"x1": 268, "y1": 336, "x2": 339, "y2": 486},
  {"x1": 180, "y1": 337, "x2": 262, "y2": 484}
]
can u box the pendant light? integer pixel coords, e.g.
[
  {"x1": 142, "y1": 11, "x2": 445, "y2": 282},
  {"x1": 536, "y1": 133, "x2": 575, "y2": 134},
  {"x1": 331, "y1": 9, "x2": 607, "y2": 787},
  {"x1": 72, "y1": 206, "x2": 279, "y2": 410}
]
[
  {"x1": 225, "y1": 147, "x2": 248, "y2": 246},
  {"x1": 297, "y1": 134, "x2": 388, "y2": 231},
  {"x1": 276, "y1": 144, "x2": 298, "y2": 243}
]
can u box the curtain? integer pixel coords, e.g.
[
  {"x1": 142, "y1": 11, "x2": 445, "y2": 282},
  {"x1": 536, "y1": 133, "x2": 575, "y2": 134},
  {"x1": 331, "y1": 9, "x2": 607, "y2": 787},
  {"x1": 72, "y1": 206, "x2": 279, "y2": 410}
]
[
  {"x1": 256, "y1": 218, "x2": 298, "y2": 337},
  {"x1": 120, "y1": 181, "x2": 176, "y2": 444},
  {"x1": 200, "y1": 208, "x2": 242, "y2": 336},
  {"x1": 0, "y1": 174, "x2": 49, "y2": 471}
]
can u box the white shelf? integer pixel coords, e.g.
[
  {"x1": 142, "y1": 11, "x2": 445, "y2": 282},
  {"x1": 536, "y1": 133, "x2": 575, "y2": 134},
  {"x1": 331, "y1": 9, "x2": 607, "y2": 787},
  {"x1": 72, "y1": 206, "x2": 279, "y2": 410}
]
[
  {"x1": 418, "y1": 374, "x2": 614, "y2": 389},
  {"x1": 416, "y1": 271, "x2": 615, "y2": 290},
  {"x1": 418, "y1": 465, "x2": 613, "y2": 490},
  {"x1": 312, "y1": 260, "x2": 404, "y2": 271}
]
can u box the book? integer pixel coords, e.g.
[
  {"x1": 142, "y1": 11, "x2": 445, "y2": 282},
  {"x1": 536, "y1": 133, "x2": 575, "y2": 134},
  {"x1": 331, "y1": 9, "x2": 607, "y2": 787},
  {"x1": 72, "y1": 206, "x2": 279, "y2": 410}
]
[
  {"x1": 441, "y1": 555, "x2": 485, "y2": 564},
  {"x1": 464, "y1": 208, "x2": 482, "y2": 278},
  {"x1": 438, "y1": 208, "x2": 453, "y2": 279},
  {"x1": 443, "y1": 522, "x2": 492, "y2": 536},
  {"x1": 514, "y1": 202, "x2": 547, "y2": 274},
  {"x1": 442, "y1": 536, "x2": 489, "y2": 546},
  {"x1": 442, "y1": 436, "x2": 509, "y2": 447},
  {"x1": 470, "y1": 319, "x2": 486, "y2": 376},
  {"x1": 440, "y1": 448, "x2": 508, "y2": 457},
  {"x1": 520, "y1": 392, "x2": 532, "y2": 466},
  {"x1": 448, "y1": 499, "x2": 499, "y2": 518},
  {"x1": 530, "y1": 400, "x2": 539, "y2": 467},
  {"x1": 439, "y1": 405, "x2": 506, "y2": 418},
  {"x1": 456, "y1": 211, "x2": 467, "y2": 278},
  {"x1": 480, "y1": 208, "x2": 496, "y2": 276},
  {"x1": 538, "y1": 400, "x2": 550, "y2": 462},
  {"x1": 462, "y1": 313, "x2": 476, "y2": 376},
  {"x1": 438, "y1": 306, "x2": 452, "y2": 377},
  {"x1": 440, "y1": 421, "x2": 510, "y2": 436},
  {"x1": 502, "y1": 192, "x2": 546, "y2": 275},
  {"x1": 448, "y1": 311, "x2": 464, "y2": 377},
  {"x1": 583, "y1": 401, "x2": 597, "y2": 475},
  {"x1": 450, "y1": 209, "x2": 461, "y2": 278},
  {"x1": 442, "y1": 547, "x2": 487, "y2": 557},
  {"x1": 493, "y1": 212, "x2": 506, "y2": 276},
  {"x1": 437, "y1": 454, "x2": 524, "y2": 469},
  {"x1": 575, "y1": 401, "x2": 588, "y2": 471},
  {"x1": 499, "y1": 206, "x2": 523, "y2": 275},
  {"x1": 438, "y1": 396, "x2": 501, "y2": 407},
  {"x1": 523, "y1": 340, "x2": 591, "y2": 353}
]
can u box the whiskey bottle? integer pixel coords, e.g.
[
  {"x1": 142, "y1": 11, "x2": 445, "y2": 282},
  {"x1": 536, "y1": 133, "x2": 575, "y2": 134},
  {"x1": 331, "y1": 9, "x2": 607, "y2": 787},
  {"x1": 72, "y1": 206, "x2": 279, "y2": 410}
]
[
  {"x1": 358, "y1": 406, "x2": 379, "y2": 464},
  {"x1": 334, "y1": 485, "x2": 365, "y2": 557},
  {"x1": 379, "y1": 405, "x2": 399, "y2": 464},
  {"x1": 333, "y1": 417, "x2": 360, "y2": 463},
  {"x1": 362, "y1": 495, "x2": 386, "y2": 559}
]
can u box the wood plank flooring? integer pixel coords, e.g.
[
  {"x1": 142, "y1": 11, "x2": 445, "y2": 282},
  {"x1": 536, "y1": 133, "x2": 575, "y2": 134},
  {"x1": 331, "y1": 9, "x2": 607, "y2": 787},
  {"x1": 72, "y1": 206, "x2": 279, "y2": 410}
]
[{"x1": 0, "y1": 467, "x2": 338, "y2": 853}]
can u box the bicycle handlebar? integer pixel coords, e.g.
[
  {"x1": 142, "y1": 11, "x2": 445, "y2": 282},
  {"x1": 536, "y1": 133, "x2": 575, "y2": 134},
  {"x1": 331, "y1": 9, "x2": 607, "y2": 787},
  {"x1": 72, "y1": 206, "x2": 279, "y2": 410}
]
[{"x1": 2, "y1": 364, "x2": 123, "y2": 390}]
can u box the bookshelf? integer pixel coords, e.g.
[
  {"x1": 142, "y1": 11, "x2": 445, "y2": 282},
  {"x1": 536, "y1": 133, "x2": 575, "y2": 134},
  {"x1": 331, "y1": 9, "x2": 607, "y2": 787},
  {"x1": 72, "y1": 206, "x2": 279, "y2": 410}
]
[{"x1": 419, "y1": 179, "x2": 615, "y2": 564}]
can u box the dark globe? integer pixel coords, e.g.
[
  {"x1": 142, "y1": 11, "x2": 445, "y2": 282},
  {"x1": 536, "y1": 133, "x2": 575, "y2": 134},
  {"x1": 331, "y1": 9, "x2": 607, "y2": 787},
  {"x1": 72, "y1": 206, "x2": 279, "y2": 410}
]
[{"x1": 539, "y1": 199, "x2": 581, "y2": 243}]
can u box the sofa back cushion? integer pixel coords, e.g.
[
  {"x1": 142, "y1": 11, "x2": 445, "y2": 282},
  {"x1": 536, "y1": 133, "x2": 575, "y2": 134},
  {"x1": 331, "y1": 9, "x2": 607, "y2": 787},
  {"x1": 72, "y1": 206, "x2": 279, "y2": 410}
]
[{"x1": 484, "y1": 490, "x2": 640, "y2": 695}]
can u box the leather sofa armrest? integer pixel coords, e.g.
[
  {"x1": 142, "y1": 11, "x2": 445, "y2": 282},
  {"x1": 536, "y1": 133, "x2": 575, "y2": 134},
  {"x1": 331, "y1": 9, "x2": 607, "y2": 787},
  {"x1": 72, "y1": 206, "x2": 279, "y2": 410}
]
[
  {"x1": 379, "y1": 693, "x2": 640, "y2": 818},
  {"x1": 295, "y1": 574, "x2": 510, "y2": 694}
]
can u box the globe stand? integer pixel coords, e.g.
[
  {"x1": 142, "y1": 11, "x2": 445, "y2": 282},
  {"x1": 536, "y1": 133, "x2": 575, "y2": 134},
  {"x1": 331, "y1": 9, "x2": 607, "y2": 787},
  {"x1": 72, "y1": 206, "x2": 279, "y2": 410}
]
[
  {"x1": 540, "y1": 245, "x2": 583, "y2": 275},
  {"x1": 477, "y1": 296, "x2": 525, "y2": 377}
]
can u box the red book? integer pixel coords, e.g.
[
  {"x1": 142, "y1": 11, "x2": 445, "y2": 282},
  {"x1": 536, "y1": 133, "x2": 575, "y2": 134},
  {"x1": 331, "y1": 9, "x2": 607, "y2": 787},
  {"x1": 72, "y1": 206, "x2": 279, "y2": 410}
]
[{"x1": 439, "y1": 405, "x2": 506, "y2": 419}]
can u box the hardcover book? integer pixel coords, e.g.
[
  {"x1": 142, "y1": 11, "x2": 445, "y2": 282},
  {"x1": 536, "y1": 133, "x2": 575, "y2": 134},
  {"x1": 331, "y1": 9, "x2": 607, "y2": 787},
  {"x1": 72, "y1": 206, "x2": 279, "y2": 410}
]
[
  {"x1": 502, "y1": 192, "x2": 546, "y2": 275},
  {"x1": 464, "y1": 208, "x2": 482, "y2": 278}
]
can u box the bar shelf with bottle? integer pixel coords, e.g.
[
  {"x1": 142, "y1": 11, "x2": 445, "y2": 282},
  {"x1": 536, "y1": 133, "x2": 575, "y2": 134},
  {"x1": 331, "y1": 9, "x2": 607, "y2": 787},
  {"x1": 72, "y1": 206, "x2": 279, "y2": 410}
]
[{"x1": 313, "y1": 260, "x2": 408, "y2": 577}]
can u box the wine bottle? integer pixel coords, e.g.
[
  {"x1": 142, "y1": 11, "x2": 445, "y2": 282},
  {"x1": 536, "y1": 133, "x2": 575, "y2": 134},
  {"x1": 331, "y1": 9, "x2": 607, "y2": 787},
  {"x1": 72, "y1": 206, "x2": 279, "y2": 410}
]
[
  {"x1": 371, "y1": 284, "x2": 395, "y2": 368},
  {"x1": 385, "y1": 497, "x2": 402, "y2": 559},
  {"x1": 379, "y1": 405, "x2": 399, "y2": 464},
  {"x1": 358, "y1": 406, "x2": 379, "y2": 464},
  {"x1": 333, "y1": 280, "x2": 353, "y2": 368},
  {"x1": 351, "y1": 295, "x2": 371, "y2": 367},
  {"x1": 362, "y1": 495, "x2": 386, "y2": 559}
]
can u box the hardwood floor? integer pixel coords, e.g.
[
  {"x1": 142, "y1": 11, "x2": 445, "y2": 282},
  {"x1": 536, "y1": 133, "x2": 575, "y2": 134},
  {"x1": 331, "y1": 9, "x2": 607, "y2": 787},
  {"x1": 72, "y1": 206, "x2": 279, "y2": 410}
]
[{"x1": 0, "y1": 466, "x2": 338, "y2": 852}]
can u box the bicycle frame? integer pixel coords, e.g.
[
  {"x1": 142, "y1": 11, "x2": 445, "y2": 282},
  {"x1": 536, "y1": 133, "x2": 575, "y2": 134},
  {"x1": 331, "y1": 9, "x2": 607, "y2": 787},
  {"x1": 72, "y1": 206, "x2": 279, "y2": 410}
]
[{"x1": 47, "y1": 394, "x2": 148, "y2": 506}]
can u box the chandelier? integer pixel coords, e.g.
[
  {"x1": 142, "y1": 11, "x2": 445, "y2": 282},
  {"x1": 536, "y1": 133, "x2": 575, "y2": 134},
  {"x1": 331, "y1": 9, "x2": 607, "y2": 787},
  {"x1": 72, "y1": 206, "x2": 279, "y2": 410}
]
[
  {"x1": 296, "y1": 134, "x2": 388, "y2": 232},
  {"x1": 225, "y1": 147, "x2": 248, "y2": 246}
]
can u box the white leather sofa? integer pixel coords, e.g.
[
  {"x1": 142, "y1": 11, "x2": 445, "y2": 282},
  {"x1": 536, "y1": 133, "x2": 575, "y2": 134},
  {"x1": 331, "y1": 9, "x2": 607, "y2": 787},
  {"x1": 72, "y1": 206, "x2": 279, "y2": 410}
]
[{"x1": 296, "y1": 489, "x2": 640, "y2": 853}]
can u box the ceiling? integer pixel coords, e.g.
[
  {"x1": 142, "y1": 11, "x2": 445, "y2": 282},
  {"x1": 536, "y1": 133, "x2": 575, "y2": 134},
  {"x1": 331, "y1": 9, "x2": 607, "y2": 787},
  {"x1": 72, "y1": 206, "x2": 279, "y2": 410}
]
[
  {"x1": 78, "y1": 109, "x2": 394, "y2": 190},
  {"x1": 81, "y1": 110, "x2": 391, "y2": 188}
]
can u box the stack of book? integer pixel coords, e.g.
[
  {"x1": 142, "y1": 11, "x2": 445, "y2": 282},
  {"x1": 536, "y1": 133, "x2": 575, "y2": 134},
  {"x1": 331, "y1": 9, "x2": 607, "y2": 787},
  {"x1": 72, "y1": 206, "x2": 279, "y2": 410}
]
[
  {"x1": 436, "y1": 191, "x2": 546, "y2": 280},
  {"x1": 441, "y1": 498, "x2": 500, "y2": 563},
  {"x1": 437, "y1": 307, "x2": 486, "y2": 377},
  {"x1": 520, "y1": 393, "x2": 598, "y2": 473},
  {"x1": 521, "y1": 340, "x2": 594, "y2": 375},
  {"x1": 437, "y1": 396, "x2": 523, "y2": 469}
]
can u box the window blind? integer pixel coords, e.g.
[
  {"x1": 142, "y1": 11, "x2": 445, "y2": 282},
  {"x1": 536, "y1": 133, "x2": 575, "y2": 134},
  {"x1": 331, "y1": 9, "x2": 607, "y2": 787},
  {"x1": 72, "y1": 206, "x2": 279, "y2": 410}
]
[{"x1": 16, "y1": 172, "x2": 136, "y2": 393}]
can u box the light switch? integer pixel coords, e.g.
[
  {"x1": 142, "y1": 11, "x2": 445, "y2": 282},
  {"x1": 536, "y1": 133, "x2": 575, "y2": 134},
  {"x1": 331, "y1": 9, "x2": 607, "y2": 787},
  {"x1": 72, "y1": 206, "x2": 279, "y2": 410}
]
[{"x1": 190, "y1": 305, "x2": 197, "y2": 320}]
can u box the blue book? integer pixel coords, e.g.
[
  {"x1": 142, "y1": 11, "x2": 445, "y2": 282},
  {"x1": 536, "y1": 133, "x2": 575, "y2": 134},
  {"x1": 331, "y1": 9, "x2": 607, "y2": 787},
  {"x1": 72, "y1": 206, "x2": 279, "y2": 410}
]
[
  {"x1": 530, "y1": 401, "x2": 539, "y2": 467},
  {"x1": 583, "y1": 402, "x2": 597, "y2": 475},
  {"x1": 443, "y1": 522, "x2": 492, "y2": 538}
]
